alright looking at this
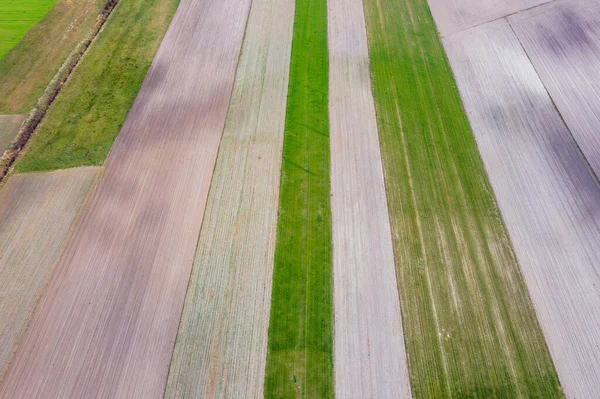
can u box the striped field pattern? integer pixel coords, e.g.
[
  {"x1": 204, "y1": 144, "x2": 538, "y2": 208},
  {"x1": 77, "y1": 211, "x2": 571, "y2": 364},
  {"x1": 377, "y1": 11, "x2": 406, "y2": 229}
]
[{"x1": 1, "y1": 0, "x2": 599, "y2": 396}]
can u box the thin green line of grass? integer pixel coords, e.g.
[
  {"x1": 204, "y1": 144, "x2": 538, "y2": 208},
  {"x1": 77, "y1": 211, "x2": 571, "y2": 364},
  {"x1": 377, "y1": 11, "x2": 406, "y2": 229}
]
[
  {"x1": 264, "y1": 0, "x2": 333, "y2": 395},
  {"x1": 0, "y1": 0, "x2": 57, "y2": 60},
  {"x1": 13, "y1": 0, "x2": 180, "y2": 173},
  {"x1": 362, "y1": 0, "x2": 563, "y2": 397}
]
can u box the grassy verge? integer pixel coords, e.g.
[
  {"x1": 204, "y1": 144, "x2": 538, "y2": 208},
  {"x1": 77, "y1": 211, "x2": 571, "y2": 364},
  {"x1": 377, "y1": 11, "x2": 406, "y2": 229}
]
[
  {"x1": 0, "y1": 0, "x2": 57, "y2": 60},
  {"x1": 0, "y1": 0, "x2": 105, "y2": 114},
  {"x1": 363, "y1": 0, "x2": 563, "y2": 397},
  {"x1": 264, "y1": 0, "x2": 333, "y2": 396},
  {"x1": 14, "y1": 0, "x2": 180, "y2": 172}
]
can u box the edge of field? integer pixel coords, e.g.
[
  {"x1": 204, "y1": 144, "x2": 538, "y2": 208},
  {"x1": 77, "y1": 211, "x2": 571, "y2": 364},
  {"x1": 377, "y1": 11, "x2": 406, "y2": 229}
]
[
  {"x1": 263, "y1": 0, "x2": 335, "y2": 395},
  {"x1": 12, "y1": 0, "x2": 181, "y2": 173},
  {"x1": 0, "y1": 0, "x2": 106, "y2": 114},
  {"x1": 362, "y1": 0, "x2": 563, "y2": 396}
]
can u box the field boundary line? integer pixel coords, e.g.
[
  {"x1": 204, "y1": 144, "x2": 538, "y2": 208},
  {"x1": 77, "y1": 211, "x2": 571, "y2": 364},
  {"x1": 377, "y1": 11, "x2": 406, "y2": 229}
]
[
  {"x1": 440, "y1": 0, "x2": 557, "y2": 39},
  {"x1": 506, "y1": 16, "x2": 600, "y2": 186},
  {"x1": 0, "y1": 0, "x2": 120, "y2": 183},
  {"x1": 161, "y1": 0, "x2": 255, "y2": 393}
]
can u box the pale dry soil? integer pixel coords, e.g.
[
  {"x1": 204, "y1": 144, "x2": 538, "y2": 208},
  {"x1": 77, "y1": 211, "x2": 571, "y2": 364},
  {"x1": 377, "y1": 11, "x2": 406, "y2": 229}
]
[
  {"x1": 165, "y1": 0, "x2": 294, "y2": 395},
  {"x1": 0, "y1": 167, "x2": 98, "y2": 378},
  {"x1": 509, "y1": 0, "x2": 600, "y2": 178},
  {"x1": 427, "y1": 0, "x2": 552, "y2": 37},
  {"x1": 445, "y1": 19, "x2": 600, "y2": 398},
  {"x1": 0, "y1": 115, "x2": 24, "y2": 154},
  {"x1": 328, "y1": 0, "x2": 411, "y2": 396},
  {"x1": 0, "y1": 0, "x2": 253, "y2": 396}
]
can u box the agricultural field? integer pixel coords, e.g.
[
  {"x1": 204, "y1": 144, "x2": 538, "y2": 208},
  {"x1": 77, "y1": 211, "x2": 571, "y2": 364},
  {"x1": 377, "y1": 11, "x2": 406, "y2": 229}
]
[
  {"x1": 445, "y1": 16, "x2": 600, "y2": 399},
  {"x1": 363, "y1": 0, "x2": 562, "y2": 396},
  {"x1": 264, "y1": 0, "x2": 334, "y2": 395},
  {"x1": 509, "y1": 0, "x2": 600, "y2": 177},
  {"x1": 1, "y1": 0, "x2": 600, "y2": 396},
  {"x1": 327, "y1": 0, "x2": 411, "y2": 395},
  {"x1": 0, "y1": 0, "x2": 106, "y2": 114},
  {"x1": 427, "y1": 0, "x2": 551, "y2": 37},
  {"x1": 165, "y1": 0, "x2": 294, "y2": 395},
  {"x1": 0, "y1": 0, "x2": 252, "y2": 395},
  {"x1": 0, "y1": 0, "x2": 56, "y2": 59},
  {"x1": 14, "y1": 0, "x2": 180, "y2": 173},
  {"x1": 0, "y1": 167, "x2": 97, "y2": 376}
]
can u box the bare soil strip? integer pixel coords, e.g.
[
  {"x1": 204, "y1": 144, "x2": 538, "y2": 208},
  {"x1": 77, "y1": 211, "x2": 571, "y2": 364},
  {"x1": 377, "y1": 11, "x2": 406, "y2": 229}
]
[
  {"x1": 164, "y1": 0, "x2": 294, "y2": 396},
  {"x1": 427, "y1": 0, "x2": 552, "y2": 37},
  {"x1": 0, "y1": 167, "x2": 98, "y2": 378},
  {"x1": 328, "y1": 0, "x2": 411, "y2": 396},
  {"x1": 509, "y1": 0, "x2": 600, "y2": 179},
  {"x1": 0, "y1": 0, "x2": 252, "y2": 396},
  {"x1": 0, "y1": 116, "x2": 24, "y2": 155},
  {"x1": 444, "y1": 19, "x2": 600, "y2": 398}
]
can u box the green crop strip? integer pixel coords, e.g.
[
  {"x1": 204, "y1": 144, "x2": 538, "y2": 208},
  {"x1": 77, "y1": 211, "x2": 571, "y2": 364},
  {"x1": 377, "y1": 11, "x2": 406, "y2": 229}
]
[
  {"x1": 264, "y1": 0, "x2": 333, "y2": 395},
  {"x1": 0, "y1": 0, "x2": 57, "y2": 60},
  {"x1": 14, "y1": 0, "x2": 180, "y2": 173},
  {"x1": 362, "y1": 0, "x2": 563, "y2": 397}
]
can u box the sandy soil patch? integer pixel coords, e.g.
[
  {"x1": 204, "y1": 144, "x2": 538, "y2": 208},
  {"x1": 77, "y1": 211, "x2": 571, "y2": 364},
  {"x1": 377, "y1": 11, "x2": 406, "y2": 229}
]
[
  {"x1": 328, "y1": 0, "x2": 411, "y2": 395},
  {"x1": 445, "y1": 19, "x2": 600, "y2": 398},
  {"x1": 0, "y1": 0, "x2": 252, "y2": 396}
]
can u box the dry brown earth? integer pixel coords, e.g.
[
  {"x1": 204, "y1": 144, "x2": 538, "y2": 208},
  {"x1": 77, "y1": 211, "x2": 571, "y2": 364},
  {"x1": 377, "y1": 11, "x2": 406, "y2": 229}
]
[
  {"x1": 427, "y1": 0, "x2": 552, "y2": 37},
  {"x1": 509, "y1": 0, "x2": 600, "y2": 178},
  {"x1": 0, "y1": 168, "x2": 98, "y2": 378},
  {"x1": 0, "y1": 116, "x2": 24, "y2": 154},
  {"x1": 444, "y1": 19, "x2": 600, "y2": 398},
  {"x1": 164, "y1": 0, "x2": 295, "y2": 395},
  {"x1": 0, "y1": 0, "x2": 253, "y2": 396},
  {"x1": 328, "y1": 0, "x2": 411, "y2": 396}
]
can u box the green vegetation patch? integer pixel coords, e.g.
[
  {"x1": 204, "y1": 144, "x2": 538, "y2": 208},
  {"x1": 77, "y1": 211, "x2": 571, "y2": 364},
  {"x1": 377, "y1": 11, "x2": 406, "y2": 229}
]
[
  {"x1": 14, "y1": 0, "x2": 180, "y2": 172},
  {"x1": 0, "y1": 0, "x2": 57, "y2": 60},
  {"x1": 0, "y1": 0, "x2": 104, "y2": 114},
  {"x1": 264, "y1": 0, "x2": 334, "y2": 396},
  {"x1": 362, "y1": 0, "x2": 563, "y2": 397}
]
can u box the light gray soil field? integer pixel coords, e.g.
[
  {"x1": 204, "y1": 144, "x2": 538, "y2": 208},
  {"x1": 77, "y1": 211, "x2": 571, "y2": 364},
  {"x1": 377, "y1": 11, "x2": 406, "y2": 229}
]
[
  {"x1": 165, "y1": 0, "x2": 294, "y2": 395},
  {"x1": 509, "y1": 0, "x2": 600, "y2": 178},
  {"x1": 445, "y1": 19, "x2": 600, "y2": 398},
  {"x1": 0, "y1": 0, "x2": 252, "y2": 396},
  {"x1": 328, "y1": 0, "x2": 411, "y2": 396},
  {"x1": 0, "y1": 168, "x2": 97, "y2": 378},
  {"x1": 428, "y1": 0, "x2": 552, "y2": 37},
  {"x1": 0, "y1": 115, "x2": 24, "y2": 154}
]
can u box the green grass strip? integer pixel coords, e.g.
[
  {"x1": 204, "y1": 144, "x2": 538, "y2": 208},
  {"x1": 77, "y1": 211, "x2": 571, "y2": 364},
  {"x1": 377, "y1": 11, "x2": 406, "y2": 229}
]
[
  {"x1": 362, "y1": 0, "x2": 563, "y2": 397},
  {"x1": 264, "y1": 0, "x2": 333, "y2": 395},
  {"x1": 0, "y1": 0, "x2": 57, "y2": 60},
  {"x1": 14, "y1": 0, "x2": 180, "y2": 173}
]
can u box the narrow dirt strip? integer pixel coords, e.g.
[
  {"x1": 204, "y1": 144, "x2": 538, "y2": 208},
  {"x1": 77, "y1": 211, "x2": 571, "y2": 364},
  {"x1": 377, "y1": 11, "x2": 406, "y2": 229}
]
[
  {"x1": 164, "y1": 0, "x2": 294, "y2": 395},
  {"x1": 0, "y1": 168, "x2": 98, "y2": 379},
  {"x1": 0, "y1": 0, "x2": 252, "y2": 396},
  {"x1": 328, "y1": 0, "x2": 412, "y2": 396},
  {"x1": 444, "y1": 19, "x2": 600, "y2": 398}
]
